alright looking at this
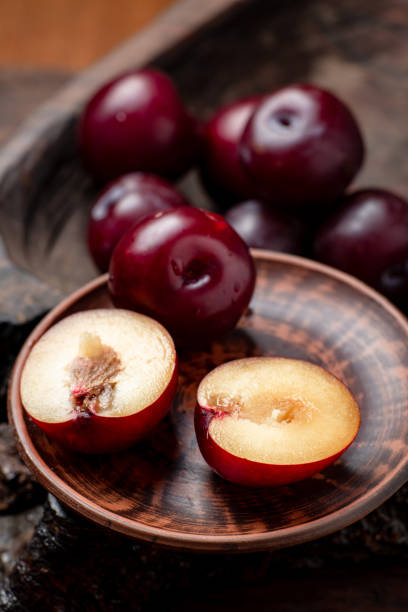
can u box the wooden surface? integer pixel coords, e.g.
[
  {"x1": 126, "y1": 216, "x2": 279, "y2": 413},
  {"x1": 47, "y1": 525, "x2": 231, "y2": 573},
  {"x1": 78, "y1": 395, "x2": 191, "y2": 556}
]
[
  {"x1": 0, "y1": 69, "x2": 71, "y2": 144},
  {"x1": 177, "y1": 565, "x2": 408, "y2": 612},
  {"x1": 2, "y1": 493, "x2": 408, "y2": 611},
  {"x1": 9, "y1": 252, "x2": 408, "y2": 551},
  {"x1": 0, "y1": 0, "x2": 176, "y2": 69}
]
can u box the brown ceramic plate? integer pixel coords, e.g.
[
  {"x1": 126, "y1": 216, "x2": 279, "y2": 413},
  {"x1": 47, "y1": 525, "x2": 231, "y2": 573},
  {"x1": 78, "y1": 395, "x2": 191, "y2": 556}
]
[{"x1": 8, "y1": 251, "x2": 408, "y2": 552}]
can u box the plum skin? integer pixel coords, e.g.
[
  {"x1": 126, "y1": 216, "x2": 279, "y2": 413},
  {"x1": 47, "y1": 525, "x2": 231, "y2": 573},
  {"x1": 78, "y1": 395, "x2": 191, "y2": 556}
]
[
  {"x1": 200, "y1": 96, "x2": 261, "y2": 206},
  {"x1": 87, "y1": 173, "x2": 189, "y2": 272},
  {"x1": 314, "y1": 189, "x2": 408, "y2": 301},
  {"x1": 240, "y1": 83, "x2": 364, "y2": 209},
  {"x1": 224, "y1": 199, "x2": 305, "y2": 253},
  {"x1": 108, "y1": 206, "x2": 256, "y2": 347},
  {"x1": 78, "y1": 69, "x2": 200, "y2": 182},
  {"x1": 30, "y1": 363, "x2": 178, "y2": 454},
  {"x1": 194, "y1": 405, "x2": 354, "y2": 487}
]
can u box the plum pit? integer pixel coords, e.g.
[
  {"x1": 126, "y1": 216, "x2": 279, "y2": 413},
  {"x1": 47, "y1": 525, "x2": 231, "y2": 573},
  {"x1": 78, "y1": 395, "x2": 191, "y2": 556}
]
[{"x1": 69, "y1": 332, "x2": 122, "y2": 415}]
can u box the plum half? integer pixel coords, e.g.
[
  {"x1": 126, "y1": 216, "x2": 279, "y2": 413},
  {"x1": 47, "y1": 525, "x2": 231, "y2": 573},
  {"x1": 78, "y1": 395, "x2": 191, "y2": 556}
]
[
  {"x1": 195, "y1": 357, "x2": 360, "y2": 487},
  {"x1": 20, "y1": 309, "x2": 178, "y2": 453}
]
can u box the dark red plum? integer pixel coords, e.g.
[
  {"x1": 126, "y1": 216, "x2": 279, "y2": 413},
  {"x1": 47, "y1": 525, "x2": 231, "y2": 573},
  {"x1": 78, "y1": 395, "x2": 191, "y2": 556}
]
[
  {"x1": 314, "y1": 189, "x2": 408, "y2": 304},
  {"x1": 224, "y1": 200, "x2": 305, "y2": 254},
  {"x1": 87, "y1": 173, "x2": 189, "y2": 272},
  {"x1": 108, "y1": 206, "x2": 256, "y2": 347},
  {"x1": 79, "y1": 69, "x2": 200, "y2": 181},
  {"x1": 200, "y1": 97, "x2": 260, "y2": 206},
  {"x1": 240, "y1": 84, "x2": 364, "y2": 209}
]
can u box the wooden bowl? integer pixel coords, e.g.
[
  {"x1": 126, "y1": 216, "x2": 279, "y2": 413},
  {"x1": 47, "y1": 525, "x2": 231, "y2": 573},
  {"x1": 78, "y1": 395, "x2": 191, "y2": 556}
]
[{"x1": 8, "y1": 251, "x2": 408, "y2": 552}]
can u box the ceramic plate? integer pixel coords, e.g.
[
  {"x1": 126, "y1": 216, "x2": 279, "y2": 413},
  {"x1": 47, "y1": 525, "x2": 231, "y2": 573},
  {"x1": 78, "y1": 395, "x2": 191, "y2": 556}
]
[{"x1": 8, "y1": 251, "x2": 408, "y2": 552}]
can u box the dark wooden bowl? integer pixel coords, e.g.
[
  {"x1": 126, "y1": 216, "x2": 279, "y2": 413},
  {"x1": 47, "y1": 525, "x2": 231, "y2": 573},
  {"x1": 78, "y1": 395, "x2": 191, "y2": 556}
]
[{"x1": 8, "y1": 251, "x2": 408, "y2": 552}]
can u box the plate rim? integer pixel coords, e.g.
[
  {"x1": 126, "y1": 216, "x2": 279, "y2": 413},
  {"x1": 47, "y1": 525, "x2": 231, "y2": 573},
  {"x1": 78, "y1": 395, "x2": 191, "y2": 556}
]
[{"x1": 8, "y1": 250, "x2": 408, "y2": 552}]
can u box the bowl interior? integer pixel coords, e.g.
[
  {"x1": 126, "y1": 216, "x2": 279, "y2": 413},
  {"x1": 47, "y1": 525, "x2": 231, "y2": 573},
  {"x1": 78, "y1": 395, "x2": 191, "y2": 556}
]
[{"x1": 9, "y1": 252, "x2": 408, "y2": 552}]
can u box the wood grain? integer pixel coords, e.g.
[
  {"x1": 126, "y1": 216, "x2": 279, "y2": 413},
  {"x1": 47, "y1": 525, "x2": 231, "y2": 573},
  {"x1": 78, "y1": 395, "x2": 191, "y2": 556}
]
[
  {"x1": 0, "y1": 0, "x2": 176, "y2": 69},
  {"x1": 8, "y1": 252, "x2": 408, "y2": 551},
  {"x1": 0, "y1": 69, "x2": 70, "y2": 146}
]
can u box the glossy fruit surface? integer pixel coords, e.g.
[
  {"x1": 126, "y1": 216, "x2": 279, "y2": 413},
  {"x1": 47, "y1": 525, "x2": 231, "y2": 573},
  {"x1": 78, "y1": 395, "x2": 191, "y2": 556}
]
[
  {"x1": 195, "y1": 357, "x2": 360, "y2": 487},
  {"x1": 240, "y1": 84, "x2": 364, "y2": 208},
  {"x1": 79, "y1": 69, "x2": 200, "y2": 181},
  {"x1": 87, "y1": 173, "x2": 189, "y2": 271},
  {"x1": 200, "y1": 97, "x2": 260, "y2": 206},
  {"x1": 20, "y1": 309, "x2": 178, "y2": 454},
  {"x1": 314, "y1": 189, "x2": 408, "y2": 302},
  {"x1": 109, "y1": 206, "x2": 256, "y2": 346},
  {"x1": 224, "y1": 199, "x2": 305, "y2": 253}
]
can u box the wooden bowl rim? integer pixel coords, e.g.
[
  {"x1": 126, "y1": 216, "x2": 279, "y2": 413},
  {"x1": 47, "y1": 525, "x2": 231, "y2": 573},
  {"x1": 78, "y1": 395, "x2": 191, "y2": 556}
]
[{"x1": 8, "y1": 250, "x2": 408, "y2": 552}]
